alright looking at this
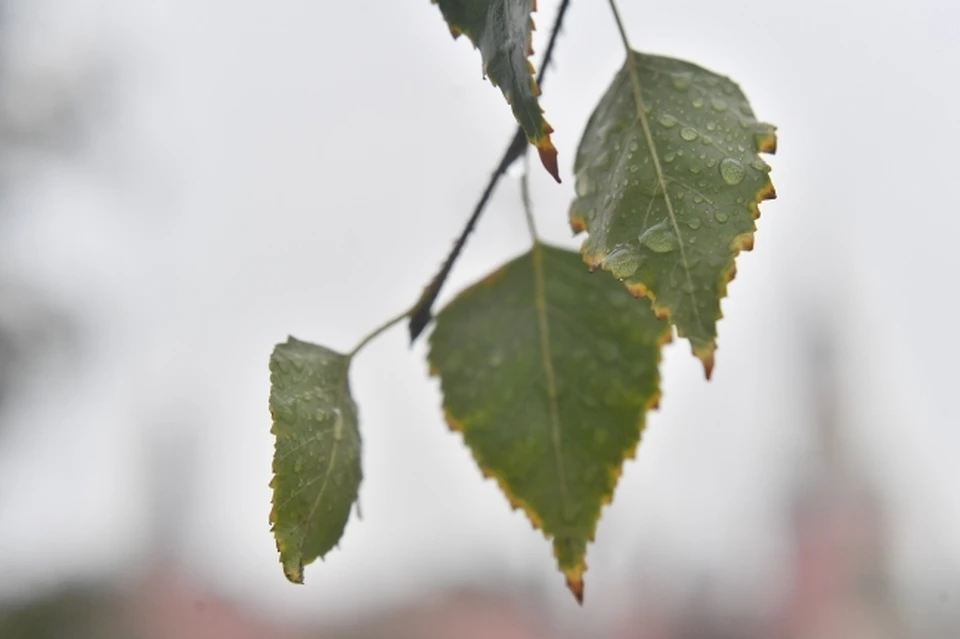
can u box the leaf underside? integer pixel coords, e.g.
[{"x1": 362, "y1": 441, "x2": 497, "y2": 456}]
[
  {"x1": 269, "y1": 337, "x2": 362, "y2": 584},
  {"x1": 432, "y1": 0, "x2": 560, "y2": 181},
  {"x1": 428, "y1": 244, "x2": 669, "y2": 602},
  {"x1": 569, "y1": 51, "x2": 777, "y2": 377}
]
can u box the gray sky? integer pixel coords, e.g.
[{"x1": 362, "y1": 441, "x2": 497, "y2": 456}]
[{"x1": 1, "y1": 0, "x2": 958, "y2": 624}]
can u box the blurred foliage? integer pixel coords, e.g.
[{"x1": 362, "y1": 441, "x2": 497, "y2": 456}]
[{"x1": 0, "y1": 586, "x2": 126, "y2": 639}]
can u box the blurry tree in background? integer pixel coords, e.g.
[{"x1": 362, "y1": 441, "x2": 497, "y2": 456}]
[
  {"x1": 0, "y1": 2, "x2": 117, "y2": 636},
  {"x1": 0, "y1": 0, "x2": 105, "y2": 418}
]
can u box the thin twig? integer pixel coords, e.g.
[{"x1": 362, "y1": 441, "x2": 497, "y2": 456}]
[
  {"x1": 347, "y1": 308, "x2": 410, "y2": 361},
  {"x1": 407, "y1": 0, "x2": 572, "y2": 343}
]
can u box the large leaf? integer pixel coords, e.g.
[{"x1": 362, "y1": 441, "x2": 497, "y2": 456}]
[
  {"x1": 569, "y1": 52, "x2": 777, "y2": 377},
  {"x1": 269, "y1": 337, "x2": 362, "y2": 583},
  {"x1": 428, "y1": 244, "x2": 669, "y2": 601},
  {"x1": 432, "y1": 0, "x2": 560, "y2": 181}
]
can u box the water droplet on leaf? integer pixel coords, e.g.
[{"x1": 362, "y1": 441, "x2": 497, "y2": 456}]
[
  {"x1": 719, "y1": 158, "x2": 745, "y2": 185},
  {"x1": 672, "y1": 74, "x2": 692, "y2": 91},
  {"x1": 715, "y1": 211, "x2": 729, "y2": 223},
  {"x1": 710, "y1": 98, "x2": 728, "y2": 112},
  {"x1": 639, "y1": 225, "x2": 680, "y2": 253},
  {"x1": 658, "y1": 114, "x2": 679, "y2": 128},
  {"x1": 602, "y1": 245, "x2": 643, "y2": 279},
  {"x1": 680, "y1": 127, "x2": 698, "y2": 141}
]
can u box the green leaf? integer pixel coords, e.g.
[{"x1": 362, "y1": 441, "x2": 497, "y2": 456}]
[
  {"x1": 568, "y1": 52, "x2": 777, "y2": 377},
  {"x1": 428, "y1": 244, "x2": 669, "y2": 602},
  {"x1": 269, "y1": 337, "x2": 362, "y2": 584},
  {"x1": 432, "y1": 0, "x2": 560, "y2": 181}
]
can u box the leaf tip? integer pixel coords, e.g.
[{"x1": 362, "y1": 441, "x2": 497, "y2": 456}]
[
  {"x1": 694, "y1": 343, "x2": 716, "y2": 380},
  {"x1": 535, "y1": 137, "x2": 561, "y2": 183},
  {"x1": 564, "y1": 567, "x2": 585, "y2": 605},
  {"x1": 281, "y1": 555, "x2": 305, "y2": 585}
]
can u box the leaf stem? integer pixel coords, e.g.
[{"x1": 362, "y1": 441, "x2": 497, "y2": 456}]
[
  {"x1": 406, "y1": 0, "x2": 573, "y2": 344},
  {"x1": 346, "y1": 308, "x2": 410, "y2": 361},
  {"x1": 520, "y1": 152, "x2": 539, "y2": 243},
  {"x1": 605, "y1": 0, "x2": 632, "y2": 50}
]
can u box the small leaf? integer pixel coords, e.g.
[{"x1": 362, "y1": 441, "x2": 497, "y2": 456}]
[
  {"x1": 269, "y1": 337, "x2": 362, "y2": 584},
  {"x1": 428, "y1": 244, "x2": 669, "y2": 602},
  {"x1": 569, "y1": 52, "x2": 777, "y2": 377},
  {"x1": 432, "y1": 0, "x2": 560, "y2": 181}
]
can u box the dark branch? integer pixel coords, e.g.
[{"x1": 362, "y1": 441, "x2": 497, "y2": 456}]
[{"x1": 407, "y1": 0, "x2": 572, "y2": 343}]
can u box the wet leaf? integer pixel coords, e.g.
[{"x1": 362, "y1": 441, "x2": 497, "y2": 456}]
[
  {"x1": 569, "y1": 52, "x2": 777, "y2": 376},
  {"x1": 432, "y1": 0, "x2": 560, "y2": 181},
  {"x1": 269, "y1": 337, "x2": 362, "y2": 583},
  {"x1": 428, "y1": 244, "x2": 669, "y2": 602}
]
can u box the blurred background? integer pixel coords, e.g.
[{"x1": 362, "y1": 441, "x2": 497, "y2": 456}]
[{"x1": 1, "y1": 0, "x2": 958, "y2": 637}]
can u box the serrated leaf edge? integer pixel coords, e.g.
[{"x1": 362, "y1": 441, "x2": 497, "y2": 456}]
[
  {"x1": 427, "y1": 247, "x2": 673, "y2": 601},
  {"x1": 268, "y1": 338, "x2": 357, "y2": 584}
]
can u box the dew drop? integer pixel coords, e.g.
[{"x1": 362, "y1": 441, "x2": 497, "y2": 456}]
[
  {"x1": 687, "y1": 218, "x2": 702, "y2": 230},
  {"x1": 710, "y1": 98, "x2": 728, "y2": 112},
  {"x1": 715, "y1": 211, "x2": 729, "y2": 223},
  {"x1": 664, "y1": 152, "x2": 676, "y2": 163},
  {"x1": 706, "y1": 121, "x2": 717, "y2": 132},
  {"x1": 602, "y1": 245, "x2": 643, "y2": 279},
  {"x1": 576, "y1": 176, "x2": 592, "y2": 197},
  {"x1": 719, "y1": 158, "x2": 745, "y2": 185},
  {"x1": 680, "y1": 127, "x2": 698, "y2": 141},
  {"x1": 672, "y1": 73, "x2": 693, "y2": 91},
  {"x1": 658, "y1": 114, "x2": 679, "y2": 128},
  {"x1": 639, "y1": 224, "x2": 680, "y2": 253},
  {"x1": 692, "y1": 97, "x2": 705, "y2": 108}
]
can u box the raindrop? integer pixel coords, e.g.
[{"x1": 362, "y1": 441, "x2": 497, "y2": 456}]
[
  {"x1": 710, "y1": 98, "x2": 728, "y2": 112},
  {"x1": 680, "y1": 127, "x2": 698, "y2": 141},
  {"x1": 706, "y1": 122, "x2": 717, "y2": 131},
  {"x1": 576, "y1": 176, "x2": 592, "y2": 197},
  {"x1": 692, "y1": 97, "x2": 705, "y2": 108},
  {"x1": 687, "y1": 218, "x2": 702, "y2": 230},
  {"x1": 719, "y1": 158, "x2": 745, "y2": 185},
  {"x1": 672, "y1": 73, "x2": 693, "y2": 91},
  {"x1": 602, "y1": 245, "x2": 643, "y2": 279},
  {"x1": 639, "y1": 224, "x2": 680, "y2": 253},
  {"x1": 714, "y1": 211, "x2": 729, "y2": 223},
  {"x1": 664, "y1": 152, "x2": 676, "y2": 163},
  {"x1": 658, "y1": 114, "x2": 679, "y2": 128}
]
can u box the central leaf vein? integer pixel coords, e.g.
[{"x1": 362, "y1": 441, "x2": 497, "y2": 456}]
[
  {"x1": 623, "y1": 53, "x2": 704, "y2": 334},
  {"x1": 531, "y1": 243, "x2": 571, "y2": 518}
]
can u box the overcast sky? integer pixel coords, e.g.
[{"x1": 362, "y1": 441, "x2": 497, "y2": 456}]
[{"x1": 0, "y1": 0, "x2": 958, "y2": 624}]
